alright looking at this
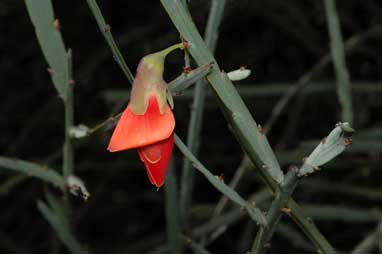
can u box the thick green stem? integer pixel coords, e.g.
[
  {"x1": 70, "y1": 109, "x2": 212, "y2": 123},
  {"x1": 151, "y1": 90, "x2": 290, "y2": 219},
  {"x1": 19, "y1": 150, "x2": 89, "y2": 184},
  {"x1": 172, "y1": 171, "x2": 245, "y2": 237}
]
[
  {"x1": 180, "y1": 0, "x2": 227, "y2": 224},
  {"x1": 160, "y1": 0, "x2": 335, "y2": 252}
]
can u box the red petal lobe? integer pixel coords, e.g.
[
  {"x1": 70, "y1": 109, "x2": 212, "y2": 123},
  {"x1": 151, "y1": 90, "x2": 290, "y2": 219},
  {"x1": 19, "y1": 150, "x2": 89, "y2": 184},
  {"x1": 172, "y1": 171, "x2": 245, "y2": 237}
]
[
  {"x1": 107, "y1": 96, "x2": 175, "y2": 152},
  {"x1": 138, "y1": 133, "x2": 174, "y2": 187}
]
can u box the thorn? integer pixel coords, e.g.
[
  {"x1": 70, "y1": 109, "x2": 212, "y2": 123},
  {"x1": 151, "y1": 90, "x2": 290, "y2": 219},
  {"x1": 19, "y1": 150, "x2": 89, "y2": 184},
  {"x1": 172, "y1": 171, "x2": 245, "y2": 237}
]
[
  {"x1": 262, "y1": 164, "x2": 270, "y2": 170},
  {"x1": 302, "y1": 157, "x2": 307, "y2": 163},
  {"x1": 82, "y1": 193, "x2": 90, "y2": 201},
  {"x1": 104, "y1": 24, "x2": 111, "y2": 32},
  {"x1": 313, "y1": 166, "x2": 320, "y2": 171},
  {"x1": 192, "y1": 162, "x2": 197, "y2": 169},
  {"x1": 69, "y1": 79, "x2": 75, "y2": 87},
  {"x1": 264, "y1": 243, "x2": 271, "y2": 249},
  {"x1": 344, "y1": 137, "x2": 353, "y2": 146},
  {"x1": 281, "y1": 207, "x2": 292, "y2": 215},
  {"x1": 214, "y1": 173, "x2": 224, "y2": 182},
  {"x1": 321, "y1": 137, "x2": 327, "y2": 144},
  {"x1": 218, "y1": 173, "x2": 224, "y2": 182},
  {"x1": 183, "y1": 66, "x2": 192, "y2": 75},
  {"x1": 181, "y1": 37, "x2": 189, "y2": 49},
  {"x1": 288, "y1": 165, "x2": 298, "y2": 172},
  {"x1": 258, "y1": 124, "x2": 264, "y2": 135},
  {"x1": 156, "y1": 187, "x2": 160, "y2": 192},
  {"x1": 47, "y1": 68, "x2": 55, "y2": 76},
  {"x1": 53, "y1": 19, "x2": 61, "y2": 30}
]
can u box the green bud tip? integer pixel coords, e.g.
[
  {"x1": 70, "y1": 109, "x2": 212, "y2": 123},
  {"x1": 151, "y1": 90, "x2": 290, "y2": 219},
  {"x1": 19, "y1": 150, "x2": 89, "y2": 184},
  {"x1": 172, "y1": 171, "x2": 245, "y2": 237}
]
[{"x1": 143, "y1": 43, "x2": 183, "y2": 74}]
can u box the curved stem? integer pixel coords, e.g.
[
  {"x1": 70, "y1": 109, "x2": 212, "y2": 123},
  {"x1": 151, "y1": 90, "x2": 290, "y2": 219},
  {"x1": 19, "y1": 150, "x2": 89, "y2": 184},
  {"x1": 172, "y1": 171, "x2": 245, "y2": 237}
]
[{"x1": 160, "y1": 43, "x2": 183, "y2": 57}]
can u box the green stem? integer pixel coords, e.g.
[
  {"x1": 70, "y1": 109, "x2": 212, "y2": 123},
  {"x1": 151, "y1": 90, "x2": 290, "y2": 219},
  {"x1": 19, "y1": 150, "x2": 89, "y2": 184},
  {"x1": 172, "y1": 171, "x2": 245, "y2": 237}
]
[
  {"x1": 85, "y1": 0, "x2": 134, "y2": 84},
  {"x1": 213, "y1": 156, "x2": 251, "y2": 216},
  {"x1": 164, "y1": 159, "x2": 182, "y2": 253},
  {"x1": 169, "y1": 63, "x2": 213, "y2": 94},
  {"x1": 37, "y1": 201, "x2": 87, "y2": 254},
  {"x1": 160, "y1": 43, "x2": 183, "y2": 57},
  {"x1": 251, "y1": 170, "x2": 299, "y2": 254},
  {"x1": 264, "y1": 26, "x2": 380, "y2": 135},
  {"x1": 184, "y1": 48, "x2": 191, "y2": 69},
  {"x1": 182, "y1": 235, "x2": 211, "y2": 254},
  {"x1": 323, "y1": 0, "x2": 353, "y2": 124},
  {"x1": 105, "y1": 81, "x2": 382, "y2": 102},
  {"x1": 175, "y1": 134, "x2": 267, "y2": 226},
  {"x1": 161, "y1": 0, "x2": 281, "y2": 195},
  {"x1": 288, "y1": 200, "x2": 336, "y2": 253},
  {"x1": 351, "y1": 233, "x2": 377, "y2": 254},
  {"x1": 180, "y1": 0, "x2": 227, "y2": 225},
  {"x1": 160, "y1": 1, "x2": 335, "y2": 252},
  {"x1": 0, "y1": 156, "x2": 65, "y2": 189},
  {"x1": 62, "y1": 49, "x2": 74, "y2": 229},
  {"x1": 63, "y1": 49, "x2": 74, "y2": 178},
  {"x1": 197, "y1": 189, "x2": 273, "y2": 246}
]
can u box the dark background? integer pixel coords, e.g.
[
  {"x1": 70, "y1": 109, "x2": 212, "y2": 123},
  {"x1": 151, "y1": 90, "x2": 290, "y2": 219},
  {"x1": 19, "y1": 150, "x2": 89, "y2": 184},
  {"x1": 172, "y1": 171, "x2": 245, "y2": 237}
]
[{"x1": 1, "y1": 0, "x2": 382, "y2": 253}]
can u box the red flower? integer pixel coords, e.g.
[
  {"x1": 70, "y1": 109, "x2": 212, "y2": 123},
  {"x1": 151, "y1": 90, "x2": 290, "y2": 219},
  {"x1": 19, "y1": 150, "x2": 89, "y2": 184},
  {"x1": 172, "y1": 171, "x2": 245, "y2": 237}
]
[{"x1": 108, "y1": 45, "x2": 181, "y2": 187}]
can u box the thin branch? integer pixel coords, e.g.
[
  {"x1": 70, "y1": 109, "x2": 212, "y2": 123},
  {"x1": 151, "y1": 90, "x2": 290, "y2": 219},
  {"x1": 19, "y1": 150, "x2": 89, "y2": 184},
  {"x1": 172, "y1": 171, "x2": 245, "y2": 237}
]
[
  {"x1": 213, "y1": 156, "x2": 252, "y2": 216},
  {"x1": 85, "y1": 0, "x2": 134, "y2": 83},
  {"x1": 63, "y1": 49, "x2": 74, "y2": 178},
  {"x1": 164, "y1": 159, "x2": 182, "y2": 253},
  {"x1": 351, "y1": 222, "x2": 382, "y2": 254},
  {"x1": 324, "y1": 0, "x2": 353, "y2": 124},
  {"x1": 264, "y1": 26, "x2": 382, "y2": 134},
  {"x1": 180, "y1": 0, "x2": 227, "y2": 224},
  {"x1": 174, "y1": 134, "x2": 267, "y2": 226},
  {"x1": 251, "y1": 170, "x2": 298, "y2": 254}
]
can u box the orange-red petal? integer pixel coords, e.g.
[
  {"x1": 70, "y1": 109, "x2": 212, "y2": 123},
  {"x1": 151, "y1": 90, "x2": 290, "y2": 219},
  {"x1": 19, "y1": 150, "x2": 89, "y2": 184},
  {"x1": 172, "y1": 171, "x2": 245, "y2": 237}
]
[
  {"x1": 107, "y1": 95, "x2": 175, "y2": 152},
  {"x1": 138, "y1": 133, "x2": 174, "y2": 187}
]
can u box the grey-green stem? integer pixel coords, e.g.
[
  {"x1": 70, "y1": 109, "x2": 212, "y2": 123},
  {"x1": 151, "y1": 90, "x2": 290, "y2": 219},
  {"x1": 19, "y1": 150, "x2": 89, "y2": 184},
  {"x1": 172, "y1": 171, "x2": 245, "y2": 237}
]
[
  {"x1": 180, "y1": 0, "x2": 227, "y2": 225},
  {"x1": 160, "y1": 0, "x2": 335, "y2": 252},
  {"x1": 323, "y1": 0, "x2": 353, "y2": 124}
]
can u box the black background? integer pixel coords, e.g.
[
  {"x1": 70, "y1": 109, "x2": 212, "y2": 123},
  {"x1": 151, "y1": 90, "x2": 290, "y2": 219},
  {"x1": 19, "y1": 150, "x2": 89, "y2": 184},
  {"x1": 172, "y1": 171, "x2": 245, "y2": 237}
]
[{"x1": 1, "y1": 0, "x2": 382, "y2": 253}]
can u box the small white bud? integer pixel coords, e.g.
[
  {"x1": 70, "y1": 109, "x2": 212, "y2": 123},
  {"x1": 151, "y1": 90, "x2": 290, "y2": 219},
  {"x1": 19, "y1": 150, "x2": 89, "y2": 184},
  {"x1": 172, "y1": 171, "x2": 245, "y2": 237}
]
[
  {"x1": 67, "y1": 175, "x2": 90, "y2": 201},
  {"x1": 69, "y1": 124, "x2": 89, "y2": 138},
  {"x1": 227, "y1": 67, "x2": 251, "y2": 81}
]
